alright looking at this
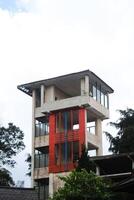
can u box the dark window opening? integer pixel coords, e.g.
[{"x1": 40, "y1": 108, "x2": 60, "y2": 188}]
[
  {"x1": 36, "y1": 179, "x2": 49, "y2": 200},
  {"x1": 55, "y1": 141, "x2": 79, "y2": 165},
  {"x1": 34, "y1": 148, "x2": 49, "y2": 168},
  {"x1": 35, "y1": 118, "x2": 49, "y2": 137},
  {"x1": 56, "y1": 110, "x2": 79, "y2": 133},
  {"x1": 35, "y1": 88, "x2": 41, "y2": 107}
]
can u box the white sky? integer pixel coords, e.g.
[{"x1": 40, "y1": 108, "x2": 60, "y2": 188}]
[{"x1": 0, "y1": 0, "x2": 134, "y2": 187}]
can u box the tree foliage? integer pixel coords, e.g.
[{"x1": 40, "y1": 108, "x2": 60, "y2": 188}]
[
  {"x1": 49, "y1": 170, "x2": 113, "y2": 200},
  {"x1": 0, "y1": 123, "x2": 25, "y2": 167},
  {"x1": 0, "y1": 168, "x2": 14, "y2": 186},
  {"x1": 105, "y1": 108, "x2": 134, "y2": 154},
  {"x1": 25, "y1": 153, "x2": 31, "y2": 176},
  {"x1": 76, "y1": 145, "x2": 96, "y2": 173}
]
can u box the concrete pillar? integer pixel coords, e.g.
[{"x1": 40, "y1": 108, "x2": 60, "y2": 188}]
[
  {"x1": 41, "y1": 84, "x2": 45, "y2": 106},
  {"x1": 96, "y1": 166, "x2": 100, "y2": 175},
  {"x1": 49, "y1": 173, "x2": 54, "y2": 197},
  {"x1": 85, "y1": 75, "x2": 89, "y2": 96},
  {"x1": 31, "y1": 90, "x2": 36, "y2": 187},
  {"x1": 80, "y1": 78, "x2": 85, "y2": 95},
  {"x1": 95, "y1": 119, "x2": 103, "y2": 156}
]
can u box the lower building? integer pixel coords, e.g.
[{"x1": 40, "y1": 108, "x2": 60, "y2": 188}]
[{"x1": 0, "y1": 187, "x2": 38, "y2": 200}]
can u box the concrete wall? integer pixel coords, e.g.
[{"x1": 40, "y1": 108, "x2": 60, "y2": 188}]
[
  {"x1": 34, "y1": 167, "x2": 49, "y2": 179},
  {"x1": 49, "y1": 172, "x2": 70, "y2": 197},
  {"x1": 34, "y1": 135, "x2": 49, "y2": 148},
  {"x1": 0, "y1": 187, "x2": 38, "y2": 200},
  {"x1": 54, "y1": 87, "x2": 69, "y2": 100},
  {"x1": 45, "y1": 86, "x2": 55, "y2": 103}
]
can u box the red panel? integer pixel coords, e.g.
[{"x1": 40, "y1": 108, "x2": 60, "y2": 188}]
[
  {"x1": 79, "y1": 108, "x2": 86, "y2": 157},
  {"x1": 49, "y1": 113, "x2": 55, "y2": 172},
  {"x1": 49, "y1": 108, "x2": 86, "y2": 173}
]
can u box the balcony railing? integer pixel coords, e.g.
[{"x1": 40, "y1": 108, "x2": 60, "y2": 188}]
[{"x1": 35, "y1": 123, "x2": 49, "y2": 137}]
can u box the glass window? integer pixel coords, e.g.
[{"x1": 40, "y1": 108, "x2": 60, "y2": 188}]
[
  {"x1": 35, "y1": 88, "x2": 41, "y2": 107},
  {"x1": 64, "y1": 112, "x2": 71, "y2": 131},
  {"x1": 105, "y1": 94, "x2": 108, "y2": 108},
  {"x1": 93, "y1": 85, "x2": 97, "y2": 100},
  {"x1": 55, "y1": 144, "x2": 60, "y2": 165},
  {"x1": 73, "y1": 110, "x2": 79, "y2": 130},
  {"x1": 35, "y1": 152, "x2": 49, "y2": 168},
  {"x1": 97, "y1": 88, "x2": 101, "y2": 103},
  {"x1": 101, "y1": 92, "x2": 105, "y2": 106},
  {"x1": 55, "y1": 141, "x2": 79, "y2": 165},
  {"x1": 39, "y1": 185, "x2": 44, "y2": 200},
  {"x1": 34, "y1": 154, "x2": 39, "y2": 168},
  {"x1": 35, "y1": 122, "x2": 49, "y2": 137},
  {"x1": 38, "y1": 180, "x2": 49, "y2": 200},
  {"x1": 56, "y1": 110, "x2": 80, "y2": 132},
  {"x1": 73, "y1": 141, "x2": 79, "y2": 162},
  {"x1": 87, "y1": 122, "x2": 95, "y2": 134},
  {"x1": 56, "y1": 112, "x2": 64, "y2": 133},
  {"x1": 67, "y1": 142, "x2": 72, "y2": 163},
  {"x1": 89, "y1": 83, "x2": 93, "y2": 97}
]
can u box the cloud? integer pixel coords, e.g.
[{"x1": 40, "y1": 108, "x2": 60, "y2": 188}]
[{"x1": 0, "y1": 0, "x2": 134, "y2": 185}]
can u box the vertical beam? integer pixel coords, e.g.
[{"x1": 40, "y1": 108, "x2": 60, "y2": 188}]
[
  {"x1": 80, "y1": 78, "x2": 85, "y2": 95},
  {"x1": 79, "y1": 108, "x2": 86, "y2": 156},
  {"x1": 49, "y1": 113, "x2": 55, "y2": 173},
  {"x1": 49, "y1": 173, "x2": 54, "y2": 197},
  {"x1": 85, "y1": 75, "x2": 89, "y2": 95},
  {"x1": 95, "y1": 119, "x2": 103, "y2": 155},
  {"x1": 96, "y1": 166, "x2": 100, "y2": 175},
  {"x1": 31, "y1": 90, "x2": 36, "y2": 187},
  {"x1": 64, "y1": 112, "x2": 68, "y2": 171},
  {"x1": 41, "y1": 84, "x2": 45, "y2": 107}
]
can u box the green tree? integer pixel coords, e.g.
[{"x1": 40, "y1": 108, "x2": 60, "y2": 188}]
[
  {"x1": 76, "y1": 145, "x2": 96, "y2": 173},
  {"x1": 49, "y1": 170, "x2": 113, "y2": 200},
  {"x1": 0, "y1": 123, "x2": 25, "y2": 167},
  {"x1": 25, "y1": 153, "x2": 31, "y2": 176},
  {"x1": 0, "y1": 123, "x2": 25, "y2": 186},
  {"x1": 0, "y1": 168, "x2": 14, "y2": 186},
  {"x1": 105, "y1": 108, "x2": 134, "y2": 154}
]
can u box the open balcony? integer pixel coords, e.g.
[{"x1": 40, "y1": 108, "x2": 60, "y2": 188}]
[{"x1": 35, "y1": 95, "x2": 109, "y2": 120}]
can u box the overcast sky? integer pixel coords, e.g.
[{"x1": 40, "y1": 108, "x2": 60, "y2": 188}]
[{"x1": 0, "y1": 0, "x2": 134, "y2": 187}]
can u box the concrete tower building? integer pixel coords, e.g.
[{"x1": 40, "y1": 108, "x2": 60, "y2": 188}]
[{"x1": 18, "y1": 70, "x2": 113, "y2": 200}]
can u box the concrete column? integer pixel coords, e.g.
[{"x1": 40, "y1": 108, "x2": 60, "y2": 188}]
[
  {"x1": 85, "y1": 75, "x2": 89, "y2": 96},
  {"x1": 80, "y1": 78, "x2": 85, "y2": 95},
  {"x1": 49, "y1": 173, "x2": 54, "y2": 197},
  {"x1": 96, "y1": 166, "x2": 100, "y2": 175},
  {"x1": 41, "y1": 84, "x2": 45, "y2": 106},
  {"x1": 95, "y1": 119, "x2": 103, "y2": 156},
  {"x1": 31, "y1": 90, "x2": 36, "y2": 187}
]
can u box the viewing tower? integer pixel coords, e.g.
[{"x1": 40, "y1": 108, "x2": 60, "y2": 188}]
[{"x1": 18, "y1": 70, "x2": 114, "y2": 200}]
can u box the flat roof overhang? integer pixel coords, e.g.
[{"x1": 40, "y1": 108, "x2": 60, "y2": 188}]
[
  {"x1": 17, "y1": 69, "x2": 114, "y2": 97},
  {"x1": 90, "y1": 153, "x2": 134, "y2": 181}
]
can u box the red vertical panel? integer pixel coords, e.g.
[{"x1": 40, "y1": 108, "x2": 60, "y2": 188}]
[
  {"x1": 79, "y1": 108, "x2": 86, "y2": 157},
  {"x1": 49, "y1": 113, "x2": 55, "y2": 173},
  {"x1": 49, "y1": 108, "x2": 86, "y2": 173}
]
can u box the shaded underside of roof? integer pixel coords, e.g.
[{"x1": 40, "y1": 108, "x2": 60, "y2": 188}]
[
  {"x1": 90, "y1": 153, "x2": 134, "y2": 180},
  {"x1": 17, "y1": 69, "x2": 114, "y2": 96}
]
